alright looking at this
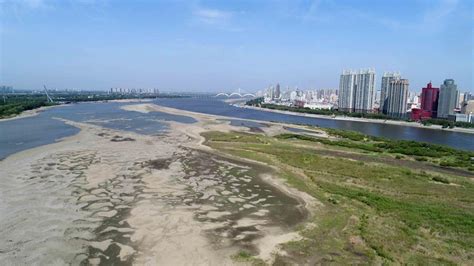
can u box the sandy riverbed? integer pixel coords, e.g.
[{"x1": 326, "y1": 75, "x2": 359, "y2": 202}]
[{"x1": 0, "y1": 102, "x2": 316, "y2": 265}]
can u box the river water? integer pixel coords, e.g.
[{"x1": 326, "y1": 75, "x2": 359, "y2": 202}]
[
  {"x1": 0, "y1": 101, "x2": 195, "y2": 159},
  {"x1": 1, "y1": 98, "x2": 473, "y2": 160},
  {"x1": 153, "y1": 98, "x2": 474, "y2": 151}
]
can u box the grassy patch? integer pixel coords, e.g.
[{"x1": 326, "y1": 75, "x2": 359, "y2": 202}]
[
  {"x1": 276, "y1": 129, "x2": 474, "y2": 171},
  {"x1": 231, "y1": 250, "x2": 266, "y2": 265},
  {"x1": 203, "y1": 130, "x2": 474, "y2": 264},
  {"x1": 204, "y1": 131, "x2": 268, "y2": 144}
]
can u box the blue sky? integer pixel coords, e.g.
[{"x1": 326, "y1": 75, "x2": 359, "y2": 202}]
[{"x1": 1, "y1": 0, "x2": 472, "y2": 92}]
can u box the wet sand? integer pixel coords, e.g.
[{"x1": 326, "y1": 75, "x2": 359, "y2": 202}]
[{"x1": 0, "y1": 103, "x2": 315, "y2": 265}]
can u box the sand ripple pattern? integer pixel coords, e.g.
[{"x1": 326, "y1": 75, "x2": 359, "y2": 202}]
[{"x1": 0, "y1": 123, "x2": 306, "y2": 265}]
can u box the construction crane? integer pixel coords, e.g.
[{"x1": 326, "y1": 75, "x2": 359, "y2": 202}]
[{"x1": 43, "y1": 85, "x2": 54, "y2": 103}]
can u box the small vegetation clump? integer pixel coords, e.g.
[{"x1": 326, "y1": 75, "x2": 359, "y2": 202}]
[
  {"x1": 231, "y1": 250, "x2": 265, "y2": 265},
  {"x1": 432, "y1": 176, "x2": 450, "y2": 184}
]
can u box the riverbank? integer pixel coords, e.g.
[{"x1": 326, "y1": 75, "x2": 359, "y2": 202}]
[
  {"x1": 0, "y1": 104, "x2": 60, "y2": 122},
  {"x1": 1, "y1": 102, "x2": 314, "y2": 265},
  {"x1": 238, "y1": 104, "x2": 474, "y2": 134}
]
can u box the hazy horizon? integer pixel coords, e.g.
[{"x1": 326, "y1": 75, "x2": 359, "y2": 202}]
[{"x1": 1, "y1": 0, "x2": 473, "y2": 93}]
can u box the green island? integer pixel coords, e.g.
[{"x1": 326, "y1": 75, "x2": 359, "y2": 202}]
[
  {"x1": 202, "y1": 127, "x2": 474, "y2": 265},
  {"x1": 246, "y1": 97, "x2": 474, "y2": 129}
]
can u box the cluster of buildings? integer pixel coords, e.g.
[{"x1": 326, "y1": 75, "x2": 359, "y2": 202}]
[
  {"x1": 108, "y1": 88, "x2": 160, "y2": 95},
  {"x1": 259, "y1": 68, "x2": 473, "y2": 123},
  {"x1": 1, "y1": 86, "x2": 14, "y2": 94},
  {"x1": 260, "y1": 84, "x2": 338, "y2": 110},
  {"x1": 412, "y1": 80, "x2": 474, "y2": 122},
  {"x1": 338, "y1": 69, "x2": 473, "y2": 122}
]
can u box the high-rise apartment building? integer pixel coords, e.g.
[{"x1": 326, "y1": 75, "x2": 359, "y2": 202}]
[
  {"x1": 385, "y1": 78, "x2": 409, "y2": 117},
  {"x1": 437, "y1": 79, "x2": 458, "y2": 118},
  {"x1": 338, "y1": 71, "x2": 356, "y2": 112},
  {"x1": 267, "y1": 85, "x2": 274, "y2": 99},
  {"x1": 457, "y1": 92, "x2": 465, "y2": 109},
  {"x1": 275, "y1": 83, "x2": 281, "y2": 99},
  {"x1": 420, "y1": 82, "x2": 439, "y2": 118},
  {"x1": 380, "y1": 72, "x2": 401, "y2": 114},
  {"x1": 338, "y1": 68, "x2": 376, "y2": 113}
]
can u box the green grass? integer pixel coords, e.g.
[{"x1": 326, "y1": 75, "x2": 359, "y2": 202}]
[
  {"x1": 432, "y1": 176, "x2": 450, "y2": 184},
  {"x1": 231, "y1": 250, "x2": 266, "y2": 265},
  {"x1": 276, "y1": 133, "x2": 382, "y2": 152},
  {"x1": 316, "y1": 181, "x2": 474, "y2": 237},
  {"x1": 203, "y1": 131, "x2": 268, "y2": 144},
  {"x1": 276, "y1": 129, "x2": 474, "y2": 171},
  {"x1": 203, "y1": 130, "x2": 474, "y2": 264}
]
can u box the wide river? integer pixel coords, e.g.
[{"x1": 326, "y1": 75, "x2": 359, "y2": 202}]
[
  {"x1": 0, "y1": 98, "x2": 473, "y2": 160},
  {"x1": 153, "y1": 98, "x2": 474, "y2": 151}
]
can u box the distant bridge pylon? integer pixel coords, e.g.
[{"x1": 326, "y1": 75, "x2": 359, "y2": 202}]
[
  {"x1": 215, "y1": 88, "x2": 255, "y2": 98},
  {"x1": 43, "y1": 85, "x2": 54, "y2": 103}
]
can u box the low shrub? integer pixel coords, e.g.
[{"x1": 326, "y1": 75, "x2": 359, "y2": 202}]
[{"x1": 432, "y1": 176, "x2": 449, "y2": 184}]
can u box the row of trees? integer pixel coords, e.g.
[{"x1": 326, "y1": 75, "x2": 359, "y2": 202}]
[
  {"x1": 421, "y1": 118, "x2": 474, "y2": 129},
  {"x1": 0, "y1": 95, "x2": 56, "y2": 118},
  {"x1": 246, "y1": 97, "x2": 473, "y2": 129},
  {"x1": 246, "y1": 98, "x2": 404, "y2": 121},
  {"x1": 0, "y1": 93, "x2": 187, "y2": 119}
]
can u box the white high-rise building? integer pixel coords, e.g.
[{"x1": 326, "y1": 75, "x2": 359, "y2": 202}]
[
  {"x1": 338, "y1": 68, "x2": 376, "y2": 113},
  {"x1": 338, "y1": 70, "x2": 356, "y2": 112},
  {"x1": 380, "y1": 72, "x2": 401, "y2": 113},
  {"x1": 458, "y1": 92, "x2": 465, "y2": 109},
  {"x1": 385, "y1": 78, "x2": 409, "y2": 117},
  {"x1": 267, "y1": 85, "x2": 274, "y2": 99}
]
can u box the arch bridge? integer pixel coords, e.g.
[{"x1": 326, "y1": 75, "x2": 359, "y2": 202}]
[{"x1": 215, "y1": 88, "x2": 255, "y2": 98}]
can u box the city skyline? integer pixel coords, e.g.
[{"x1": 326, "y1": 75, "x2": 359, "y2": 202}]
[{"x1": 1, "y1": 0, "x2": 473, "y2": 92}]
